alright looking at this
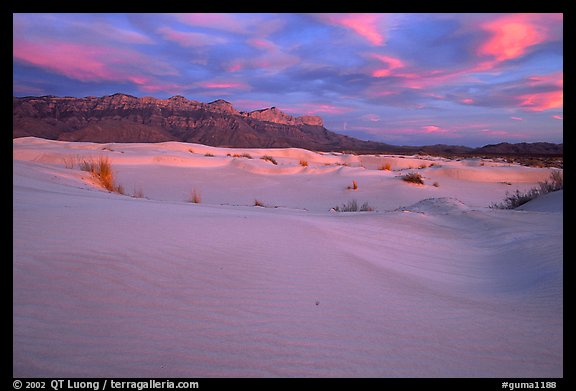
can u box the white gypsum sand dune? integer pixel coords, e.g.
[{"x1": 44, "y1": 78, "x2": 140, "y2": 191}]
[{"x1": 13, "y1": 137, "x2": 562, "y2": 377}]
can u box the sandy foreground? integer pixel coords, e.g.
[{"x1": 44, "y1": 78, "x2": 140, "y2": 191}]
[{"x1": 13, "y1": 137, "x2": 562, "y2": 377}]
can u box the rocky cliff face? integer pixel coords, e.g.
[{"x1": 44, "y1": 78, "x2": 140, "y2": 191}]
[
  {"x1": 13, "y1": 94, "x2": 384, "y2": 151},
  {"x1": 241, "y1": 107, "x2": 323, "y2": 127}
]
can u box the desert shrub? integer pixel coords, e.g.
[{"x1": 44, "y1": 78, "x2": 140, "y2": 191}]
[
  {"x1": 189, "y1": 189, "x2": 201, "y2": 204},
  {"x1": 539, "y1": 170, "x2": 563, "y2": 193},
  {"x1": 490, "y1": 171, "x2": 563, "y2": 209},
  {"x1": 132, "y1": 186, "x2": 145, "y2": 199},
  {"x1": 379, "y1": 163, "x2": 392, "y2": 171},
  {"x1": 232, "y1": 153, "x2": 253, "y2": 159},
  {"x1": 300, "y1": 160, "x2": 308, "y2": 167},
  {"x1": 433, "y1": 181, "x2": 440, "y2": 187},
  {"x1": 80, "y1": 156, "x2": 124, "y2": 194},
  {"x1": 261, "y1": 155, "x2": 278, "y2": 165},
  {"x1": 62, "y1": 154, "x2": 80, "y2": 169},
  {"x1": 333, "y1": 200, "x2": 374, "y2": 212},
  {"x1": 402, "y1": 172, "x2": 424, "y2": 185},
  {"x1": 254, "y1": 199, "x2": 265, "y2": 207},
  {"x1": 188, "y1": 149, "x2": 194, "y2": 154},
  {"x1": 204, "y1": 153, "x2": 215, "y2": 157},
  {"x1": 347, "y1": 180, "x2": 358, "y2": 190}
]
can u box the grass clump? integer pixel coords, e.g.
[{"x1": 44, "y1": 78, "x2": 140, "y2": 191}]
[
  {"x1": 254, "y1": 199, "x2": 265, "y2": 207},
  {"x1": 378, "y1": 163, "x2": 392, "y2": 171},
  {"x1": 80, "y1": 156, "x2": 124, "y2": 194},
  {"x1": 402, "y1": 172, "x2": 424, "y2": 185},
  {"x1": 62, "y1": 154, "x2": 80, "y2": 169},
  {"x1": 189, "y1": 189, "x2": 202, "y2": 204},
  {"x1": 333, "y1": 200, "x2": 374, "y2": 212},
  {"x1": 491, "y1": 171, "x2": 563, "y2": 209},
  {"x1": 132, "y1": 186, "x2": 145, "y2": 199},
  {"x1": 347, "y1": 180, "x2": 358, "y2": 190},
  {"x1": 300, "y1": 160, "x2": 308, "y2": 167},
  {"x1": 261, "y1": 155, "x2": 278, "y2": 165},
  {"x1": 204, "y1": 153, "x2": 215, "y2": 157},
  {"x1": 232, "y1": 153, "x2": 253, "y2": 159}
]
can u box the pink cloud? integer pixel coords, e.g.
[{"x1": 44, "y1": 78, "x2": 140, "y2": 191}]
[
  {"x1": 14, "y1": 40, "x2": 113, "y2": 81},
  {"x1": 318, "y1": 14, "x2": 385, "y2": 45},
  {"x1": 174, "y1": 13, "x2": 285, "y2": 38},
  {"x1": 477, "y1": 14, "x2": 561, "y2": 66},
  {"x1": 510, "y1": 116, "x2": 524, "y2": 121},
  {"x1": 157, "y1": 27, "x2": 227, "y2": 47},
  {"x1": 247, "y1": 38, "x2": 277, "y2": 50},
  {"x1": 174, "y1": 13, "x2": 248, "y2": 34},
  {"x1": 370, "y1": 54, "x2": 405, "y2": 78},
  {"x1": 225, "y1": 61, "x2": 244, "y2": 72},
  {"x1": 13, "y1": 38, "x2": 177, "y2": 83},
  {"x1": 240, "y1": 38, "x2": 299, "y2": 73},
  {"x1": 518, "y1": 90, "x2": 563, "y2": 112},
  {"x1": 195, "y1": 80, "x2": 251, "y2": 90},
  {"x1": 461, "y1": 98, "x2": 475, "y2": 105},
  {"x1": 282, "y1": 103, "x2": 352, "y2": 116},
  {"x1": 421, "y1": 125, "x2": 445, "y2": 133},
  {"x1": 361, "y1": 114, "x2": 381, "y2": 122}
]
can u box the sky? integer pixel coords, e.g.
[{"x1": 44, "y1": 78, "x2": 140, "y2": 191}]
[{"x1": 13, "y1": 13, "x2": 563, "y2": 147}]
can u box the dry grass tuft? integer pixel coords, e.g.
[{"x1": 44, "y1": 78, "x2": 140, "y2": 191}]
[
  {"x1": 80, "y1": 156, "x2": 124, "y2": 194},
  {"x1": 491, "y1": 171, "x2": 563, "y2": 209},
  {"x1": 132, "y1": 186, "x2": 145, "y2": 199},
  {"x1": 254, "y1": 199, "x2": 265, "y2": 207},
  {"x1": 233, "y1": 153, "x2": 253, "y2": 159},
  {"x1": 300, "y1": 160, "x2": 309, "y2": 167},
  {"x1": 190, "y1": 189, "x2": 202, "y2": 204},
  {"x1": 402, "y1": 172, "x2": 424, "y2": 185},
  {"x1": 261, "y1": 155, "x2": 278, "y2": 165},
  {"x1": 333, "y1": 200, "x2": 374, "y2": 212},
  {"x1": 347, "y1": 180, "x2": 358, "y2": 190},
  {"x1": 378, "y1": 162, "x2": 392, "y2": 171}
]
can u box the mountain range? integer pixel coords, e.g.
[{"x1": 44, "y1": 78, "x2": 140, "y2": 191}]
[{"x1": 13, "y1": 94, "x2": 562, "y2": 155}]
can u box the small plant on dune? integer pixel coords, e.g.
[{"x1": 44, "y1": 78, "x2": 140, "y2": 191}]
[
  {"x1": 188, "y1": 149, "x2": 195, "y2": 154},
  {"x1": 378, "y1": 163, "x2": 392, "y2": 171},
  {"x1": 347, "y1": 180, "x2": 358, "y2": 190},
  {"x1": 132, "y1": 186, "x2": 145, "y2": 199},
  {"x1": 204, "y1": 153, "x2": 215, "y2": 157},
  {"x1": 232, "y1": 153, "x2": 253, "y2": 159},
  {"x1": 490, "y1": 171, "x2": 563, "y2": 209},
  {"x1": 62, "y1": 154, "x2": 80, "y2": 169},
  {"x1": 261, "y1": 155, "x2": 278, "y2": 165},
  {"x1": 254, "y1": 199, "x2": 265, "y2": 207},
  {"x1": 300, "y1": 160, "x2": 309, "y2": 167},
  {"x1": 402, "y1": 172, "x2": 424, "y2": 185},
  {"x1": 189, "y1": 189, "x2": 202, "y2": 204},
  {"x1": 433, "y1": 181, "x2": 440, "y2": 187},
  {"x1": 80, "y1": 156, "x2": 124, "y2": 194},
  {"x1": 333, "y1": 200, "x2": 374, "y2": 212}
]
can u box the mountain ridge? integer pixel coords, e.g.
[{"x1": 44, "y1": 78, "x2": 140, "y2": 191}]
[{"x1": 13, "y1": 94, "x2": 562, "y2": 155}]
